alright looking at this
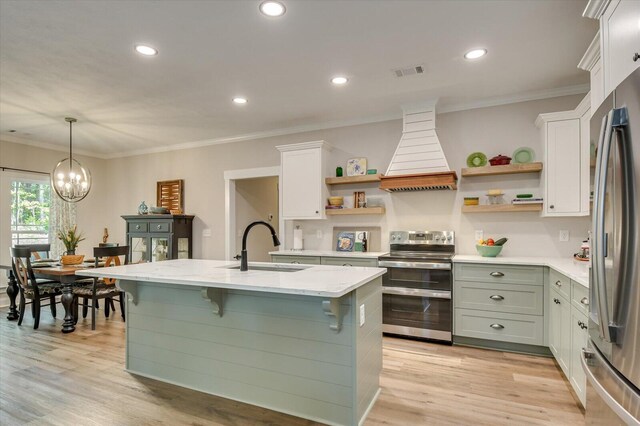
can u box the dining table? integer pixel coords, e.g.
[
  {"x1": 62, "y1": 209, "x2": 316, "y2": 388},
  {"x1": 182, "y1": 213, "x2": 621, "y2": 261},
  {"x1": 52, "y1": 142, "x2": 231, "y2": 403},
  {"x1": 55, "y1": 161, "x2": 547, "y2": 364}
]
[{"x1": 31, "y1": 264, "x2": 93, "y2": 333}]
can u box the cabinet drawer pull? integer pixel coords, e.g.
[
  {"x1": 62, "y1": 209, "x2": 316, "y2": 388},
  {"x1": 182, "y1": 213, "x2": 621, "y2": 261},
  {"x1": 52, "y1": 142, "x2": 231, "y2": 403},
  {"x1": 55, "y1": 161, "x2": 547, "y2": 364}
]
[
  {"x1": 581, "y1": 323, "x2": 588, "y2": 330},
  {"x1": 553, "y1": 298, "x2": 561, "y2": 304},
  {"x1": 489, "y1": 272, "x2": 504, "y2": 277},
  {"x1": 550, "y1": 204, "x2": 555, "y2": 209},
  {"x1": 554, "y1": 280, "x2": 562, "y2": 287},
  {"x1": 580, "y1": 297, "x2": 589, "y2": 306},
  {"x1": 291, "y1": 261, "x2": 300, "y2": 264},
  {"x1": 157, "y1": 224, "x2": 162, "y2": 230},
  {"x1": 634, "y1": 52, "x2": 639, "y2": 62},
  {"x1": 342, "y1": 263, "x2": 352, "y2": 267},
  {"x1": 489, "y1": 295, "x2": 504, "y2": 301},
  {"x1": 135, "y1": 224, "x2": 141, "y2": 230},
  {"x1": 489, "y1": 323, "x2": 504, "y2": 330}
]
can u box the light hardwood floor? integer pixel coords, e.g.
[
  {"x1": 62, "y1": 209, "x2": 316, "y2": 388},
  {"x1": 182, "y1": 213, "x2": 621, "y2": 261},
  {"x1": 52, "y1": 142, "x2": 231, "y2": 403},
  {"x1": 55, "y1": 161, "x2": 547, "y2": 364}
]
[{"x1": 0, "y1": 307, "x2": 585, "y2": 425}]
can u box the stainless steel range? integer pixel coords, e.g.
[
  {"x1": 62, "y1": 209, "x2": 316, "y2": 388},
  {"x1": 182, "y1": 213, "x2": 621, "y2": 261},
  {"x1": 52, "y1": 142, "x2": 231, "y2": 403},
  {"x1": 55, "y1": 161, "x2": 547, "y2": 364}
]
[{"x1": 378, "y1": 230, "x2": 455, "y2": 343}]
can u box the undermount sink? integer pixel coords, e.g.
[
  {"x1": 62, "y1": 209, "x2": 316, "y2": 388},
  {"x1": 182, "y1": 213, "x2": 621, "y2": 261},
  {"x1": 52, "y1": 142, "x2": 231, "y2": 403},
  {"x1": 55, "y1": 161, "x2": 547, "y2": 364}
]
[{"x1": 225, "y1": 265, "x2": 308, "y2": 273}]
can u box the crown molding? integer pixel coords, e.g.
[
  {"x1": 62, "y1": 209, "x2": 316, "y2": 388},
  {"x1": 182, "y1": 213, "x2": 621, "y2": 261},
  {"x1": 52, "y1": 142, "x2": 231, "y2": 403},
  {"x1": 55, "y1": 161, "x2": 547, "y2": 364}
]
[
  {"x1": 578, "y1": 32, "x2": 600, "y2": 71},
  {"x1": 4, "y1": 84, "x2": 591, "y2": 160},
  {"x1": 0, "y1": 134, "x2": 107, "y2": 159},
  {"x1": 438, "y1": 84, "x2": 590, "y2": 114},
  {"x1": 582, "y1": 0, "x2": 610, "y2": 19}
]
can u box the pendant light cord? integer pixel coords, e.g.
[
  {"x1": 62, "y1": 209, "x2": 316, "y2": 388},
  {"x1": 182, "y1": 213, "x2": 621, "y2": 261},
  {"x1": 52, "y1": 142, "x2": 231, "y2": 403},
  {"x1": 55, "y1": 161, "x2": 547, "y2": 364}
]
[{"x1": 69, "y1": 119, "x2": 73, "y2": 172}]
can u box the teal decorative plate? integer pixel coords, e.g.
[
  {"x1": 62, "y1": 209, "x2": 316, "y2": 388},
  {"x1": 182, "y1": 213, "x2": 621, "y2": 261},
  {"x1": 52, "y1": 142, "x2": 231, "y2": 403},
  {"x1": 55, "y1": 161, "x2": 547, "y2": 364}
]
[
  {"x1": 466, "y1": 152, "x2": 487, "y2": 167},
  {"x1": 512, "y1": 147, "x2": 535, "y2": 164}
]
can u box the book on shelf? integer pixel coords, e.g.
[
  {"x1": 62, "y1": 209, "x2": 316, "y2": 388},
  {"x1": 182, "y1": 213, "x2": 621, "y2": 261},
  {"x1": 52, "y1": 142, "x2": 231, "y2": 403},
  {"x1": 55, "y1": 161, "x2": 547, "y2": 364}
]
[{"x1": 512, "y1": 198, "x2": 544, "y2": 204}]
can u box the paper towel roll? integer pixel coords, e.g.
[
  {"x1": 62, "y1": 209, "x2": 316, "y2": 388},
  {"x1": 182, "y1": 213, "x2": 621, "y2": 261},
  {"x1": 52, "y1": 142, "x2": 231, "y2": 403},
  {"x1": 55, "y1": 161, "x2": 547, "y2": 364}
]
[{"x1": 293, "y1": 228, "x2": 304, "y2": 250}]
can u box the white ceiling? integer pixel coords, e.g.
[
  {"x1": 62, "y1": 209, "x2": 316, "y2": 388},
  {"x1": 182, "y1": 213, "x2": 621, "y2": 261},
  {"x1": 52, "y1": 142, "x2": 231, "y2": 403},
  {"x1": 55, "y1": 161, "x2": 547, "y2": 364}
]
[{"x1": 0, "y1": 0, "x2": 597, "y2": 158}]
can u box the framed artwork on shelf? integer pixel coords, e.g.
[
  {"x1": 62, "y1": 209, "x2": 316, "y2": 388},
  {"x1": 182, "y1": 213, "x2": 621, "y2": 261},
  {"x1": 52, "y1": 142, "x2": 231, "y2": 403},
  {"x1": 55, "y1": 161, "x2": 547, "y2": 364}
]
[{"x1": 346, "y1": 158, "x2": 367, "y2": 176}]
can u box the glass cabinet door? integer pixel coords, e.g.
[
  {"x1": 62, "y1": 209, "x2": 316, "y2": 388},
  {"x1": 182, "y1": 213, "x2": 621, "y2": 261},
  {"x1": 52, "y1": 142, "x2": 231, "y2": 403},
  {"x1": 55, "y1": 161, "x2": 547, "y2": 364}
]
[
  {"x1": 130, "y1": 237, "x2": 148, "y2": 263},
  {"x1": 177, "y1": 238, "x2": 189, "y2": 259},
  {"x1": 151, "y1": 237, "x2": 170, "y2": 262}
]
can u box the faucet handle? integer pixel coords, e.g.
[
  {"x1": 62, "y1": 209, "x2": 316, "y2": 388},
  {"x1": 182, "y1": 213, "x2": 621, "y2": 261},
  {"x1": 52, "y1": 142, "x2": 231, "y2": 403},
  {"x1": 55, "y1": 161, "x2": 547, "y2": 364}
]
[{"x1": 233, "y1": 254, "x2": 242, "y2": 260}]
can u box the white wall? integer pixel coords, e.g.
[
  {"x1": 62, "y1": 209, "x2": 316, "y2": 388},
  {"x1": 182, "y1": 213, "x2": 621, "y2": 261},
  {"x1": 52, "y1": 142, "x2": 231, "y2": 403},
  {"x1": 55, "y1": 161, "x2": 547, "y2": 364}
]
[
  {"x1": 2, "y1": 93, "x2": 590, "y2": 261},
  {"x1": 234, "y1": 176, "x2": 279, "y2": 261}
]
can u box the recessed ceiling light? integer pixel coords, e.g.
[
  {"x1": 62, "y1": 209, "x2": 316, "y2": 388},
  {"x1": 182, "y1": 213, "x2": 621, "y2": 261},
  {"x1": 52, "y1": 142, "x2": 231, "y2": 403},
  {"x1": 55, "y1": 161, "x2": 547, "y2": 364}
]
[
  {"x1": 233, "y1": 97, "x2": 248, "y2": 104},
  {"x1": 135, "y1": 44, "x2": 158, "y2": 56},
  {"x1": 259, "y1": 1, "x2": 286, "y2": 17},
  {"x1": 331, "y1": 76, "x2": 349, "y2": 85},
  {"x1": 464, "y1": 49, "x2": 487, "y2": 60}
]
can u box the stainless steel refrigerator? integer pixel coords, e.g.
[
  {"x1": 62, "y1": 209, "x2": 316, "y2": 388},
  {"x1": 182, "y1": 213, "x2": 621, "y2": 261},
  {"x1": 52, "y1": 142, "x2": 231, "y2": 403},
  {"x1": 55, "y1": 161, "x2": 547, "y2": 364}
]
[{"x1": 585, "y1": 68, "x2": 640, "y2": 425}]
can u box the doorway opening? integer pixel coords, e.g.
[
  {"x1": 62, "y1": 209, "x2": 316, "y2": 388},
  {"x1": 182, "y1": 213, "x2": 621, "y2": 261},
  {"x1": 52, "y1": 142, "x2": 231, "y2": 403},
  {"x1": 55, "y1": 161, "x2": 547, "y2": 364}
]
[{"x1": 224, "y1": 166, "x2": 281, "y2": 261}]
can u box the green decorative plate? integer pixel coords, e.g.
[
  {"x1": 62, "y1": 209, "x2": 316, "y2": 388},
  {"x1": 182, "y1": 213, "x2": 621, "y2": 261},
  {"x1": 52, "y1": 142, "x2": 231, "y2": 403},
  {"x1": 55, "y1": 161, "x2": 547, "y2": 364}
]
[
  {"x1": 512, "y1": 147, "x2": 535, "y2": 164},
  {"x1": 466, "y1": 152, "x2": 487, "y2": 167}
]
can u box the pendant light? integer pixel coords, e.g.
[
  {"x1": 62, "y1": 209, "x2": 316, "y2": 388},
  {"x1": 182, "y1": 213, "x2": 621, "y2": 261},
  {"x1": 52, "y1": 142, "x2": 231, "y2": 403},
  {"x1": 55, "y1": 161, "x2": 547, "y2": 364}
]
[{"x1": 52, "y1": 117, "x2": 92, "y2": 202}]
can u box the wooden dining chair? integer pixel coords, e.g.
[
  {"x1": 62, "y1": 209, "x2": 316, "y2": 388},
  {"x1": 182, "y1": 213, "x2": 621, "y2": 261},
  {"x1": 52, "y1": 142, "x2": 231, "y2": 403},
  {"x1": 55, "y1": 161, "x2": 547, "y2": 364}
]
[
  {"x1": 14, "y1": 244, "x2": 60, "y2": 320},
  {"x1": 11, "y1": 247, "x2": 62, "y2": 329},
  {"x1": 73, "y1": 245, "x2": 129, "y2": 330}
]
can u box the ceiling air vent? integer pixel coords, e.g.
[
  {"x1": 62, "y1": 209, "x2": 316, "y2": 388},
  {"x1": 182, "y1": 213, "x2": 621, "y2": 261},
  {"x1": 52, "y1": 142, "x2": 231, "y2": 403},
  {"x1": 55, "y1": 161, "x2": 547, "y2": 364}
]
[{"x1": 393, "y1": 65, "x2": 424, "y2": 78}]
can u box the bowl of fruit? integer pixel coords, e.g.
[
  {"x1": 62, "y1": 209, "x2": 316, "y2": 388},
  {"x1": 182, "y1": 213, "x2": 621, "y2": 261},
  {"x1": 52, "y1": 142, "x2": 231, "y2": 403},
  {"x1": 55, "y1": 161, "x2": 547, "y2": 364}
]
[{"x1": 476, "y1": 237, "x2": 508, "y2": 257}]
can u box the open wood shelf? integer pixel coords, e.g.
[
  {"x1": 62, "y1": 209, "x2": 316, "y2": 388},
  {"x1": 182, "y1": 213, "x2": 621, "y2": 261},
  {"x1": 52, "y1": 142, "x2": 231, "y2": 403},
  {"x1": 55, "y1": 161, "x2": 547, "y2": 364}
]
[
  {"x1": 325, "y1": 174, "x2": 382, "y2": 185},
  {"x1": 461, "y1": 162, "x2": 543, "y2": 177},
  {"x1": 462, "y1": 203, "x2": 543, "y2": 213},
  {"x1": 325, "y1": 207, "x2": 386, "y2": 216}
]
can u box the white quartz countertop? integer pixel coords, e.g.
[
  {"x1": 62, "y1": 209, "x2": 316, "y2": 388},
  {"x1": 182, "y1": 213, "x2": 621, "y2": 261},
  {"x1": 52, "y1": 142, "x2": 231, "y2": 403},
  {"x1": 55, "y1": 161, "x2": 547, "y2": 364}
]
[
  {"x1": 76, "y1": 259, "x2": 386, "y2": 298},
  {"x1": 453, "y1": 255, "x2": 590, "y2": 288},
  {"x1": 269, "y1": 250, "x2": 388, "y2": 259}
]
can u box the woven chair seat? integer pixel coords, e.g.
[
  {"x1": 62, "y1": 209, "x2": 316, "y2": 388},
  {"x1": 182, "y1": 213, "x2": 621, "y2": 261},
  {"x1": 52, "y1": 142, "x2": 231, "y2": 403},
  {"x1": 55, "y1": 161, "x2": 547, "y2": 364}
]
[
  {"x1": 72, "y1": 283, "x2": 121, "y2": 297},
  {"x1": 24, "y1": 283, "x2": 61, "y2": 297}
]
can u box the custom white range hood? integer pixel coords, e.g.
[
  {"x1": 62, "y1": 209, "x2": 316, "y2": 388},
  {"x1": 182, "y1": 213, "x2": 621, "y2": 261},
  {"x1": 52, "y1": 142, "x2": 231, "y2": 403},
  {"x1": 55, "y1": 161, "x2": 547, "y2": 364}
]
[{"x1": 380, "y1": 101, "x2": 457, "y2": 192}]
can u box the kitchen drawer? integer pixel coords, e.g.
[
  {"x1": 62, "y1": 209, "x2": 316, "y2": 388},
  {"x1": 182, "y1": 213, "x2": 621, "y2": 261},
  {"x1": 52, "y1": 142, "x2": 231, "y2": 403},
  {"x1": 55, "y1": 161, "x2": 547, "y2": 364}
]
[
  {"x1": 454, "y1": 281, "x2": 543, "y2": 316},
  {"x1": 148, "y1": 222, "x2": 171, "y2": 233},
  {"x1": 454, "y1": 308, "x2": 544, "y2": 346},
  {"x1": 549, "y1": 269, "x2": 570, "y2": 300},
  {"x1": 571, "y1": 280, "x2": 589, "y2": 316},
  {"x1": 128, "y1": 222, "x2": 148, "y2": 233},
  {"x1": 321, "y1": 257, "x2": 377, "y2": 267},
  {"x1": 454, "y1": 263, "x2": 544, "y2": 286},
  {"x1": 270, "y1": 255, "x2": 321, "y2": 265}
]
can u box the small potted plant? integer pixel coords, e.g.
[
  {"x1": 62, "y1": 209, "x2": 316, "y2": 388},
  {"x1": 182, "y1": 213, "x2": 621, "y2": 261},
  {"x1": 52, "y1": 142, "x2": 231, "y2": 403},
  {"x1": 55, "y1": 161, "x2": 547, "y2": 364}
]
[{"x1": 57, "y1": 225, "x2": 85, "y2": 264}]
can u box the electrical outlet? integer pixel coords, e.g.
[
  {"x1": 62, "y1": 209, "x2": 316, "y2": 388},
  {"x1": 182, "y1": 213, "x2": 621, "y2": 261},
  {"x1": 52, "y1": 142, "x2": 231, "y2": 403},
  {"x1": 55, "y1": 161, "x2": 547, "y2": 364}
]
[
  {"x1": 559, "y1": 230, "x2": 570, "y2": 242},
  {"x1": 359, "y1": 304, "x2": 366, "y2": 327},
  {"x1": 475, "y1": 230, "x2": 484, "y2": 242},
  {"x1": 316, "y1": 230, "x2": 323, "y2": 239},
  {"x1": 202, "y1": 229, "x2": 212, "y2": 237}
]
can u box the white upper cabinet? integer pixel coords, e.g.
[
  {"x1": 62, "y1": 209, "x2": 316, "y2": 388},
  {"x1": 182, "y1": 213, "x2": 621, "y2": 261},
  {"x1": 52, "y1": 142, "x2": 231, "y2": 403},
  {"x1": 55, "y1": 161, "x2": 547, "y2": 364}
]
[
  {"x1": 536, "y1": 95, "x2": 591, "y2": 217},
  {"x1": 578, "y1": 33, "x2": 604, "y2": 112},
  {"x1": 277, "y1": 141, "x2": 330, "y2": 220},
  {"x1": 601, "y1": 0, "x2": 640, "y2": 96}
]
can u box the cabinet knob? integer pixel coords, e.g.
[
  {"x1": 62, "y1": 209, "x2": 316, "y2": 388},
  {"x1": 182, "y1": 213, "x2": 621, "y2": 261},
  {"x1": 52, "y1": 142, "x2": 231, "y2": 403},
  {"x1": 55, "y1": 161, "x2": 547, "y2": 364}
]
[
  {"x1": 315, "y1": 210, "x2": 319, "y2": 214},
  {"x1": 553, "y1": 298, "x2": 561, "y2": 304},
  {"x1": 550, "y1": 205, "x2": 555, "y2": 209},
  {"x1": 634, "y1": 52, "x2": 639, "y2": 62},
  {"x1": 555, "y1": 280, "x2": 562, "y2": 287},
  {"x1": 489, "y1": 271, "x2": 504, "y2": 277},
  {"x1": 135, "y1": 224, "x2": 140, "y2": 230},
  {"x1": 580, "y1": 297, "x2": 589, "y2": 306},
  {"x1": 489, "y1": 323, "x2": 504, "y2": 330},
  {"x1": 489, "y1": 295, "x2": 504, "y2": 301},
  {"x1": 157, "y1": 224, "x2": 162, "y2": 230}
]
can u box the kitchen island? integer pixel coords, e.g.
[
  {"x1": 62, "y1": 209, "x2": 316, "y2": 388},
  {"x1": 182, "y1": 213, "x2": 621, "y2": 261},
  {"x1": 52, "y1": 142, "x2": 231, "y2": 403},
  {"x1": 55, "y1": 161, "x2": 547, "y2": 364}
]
[{"x1": 77, "y1": 259, "x2": 385, "y2": 426}]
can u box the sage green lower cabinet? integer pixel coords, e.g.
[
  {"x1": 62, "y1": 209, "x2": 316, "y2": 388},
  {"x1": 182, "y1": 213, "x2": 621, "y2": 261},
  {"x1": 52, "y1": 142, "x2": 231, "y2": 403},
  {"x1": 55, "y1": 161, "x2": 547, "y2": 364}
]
[
  {"x1": 548, "y1": 275, "x2": 589, "y2": 408},
  {"x1": 270, "y1": 254, "x2": 321, "y2": 265},
  {"x1": 122, "y1": 277, "x2": 382, "y2": 426},
  {"x1": 453, "y1": 263, "x2": 546, "y2": 350}
]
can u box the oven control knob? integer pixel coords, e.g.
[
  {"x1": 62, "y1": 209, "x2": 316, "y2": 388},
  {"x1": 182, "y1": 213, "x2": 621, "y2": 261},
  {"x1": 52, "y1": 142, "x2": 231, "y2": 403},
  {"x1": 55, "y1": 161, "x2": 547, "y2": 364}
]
[
  {"x1": 435, "y1": 235, "x2": 441, "y2": 241},
  {"x1": 391, "y1": 235, "x2": 397, "y2": 241},
  {"x1": 446, "y1": 235, "x2": 452, "y2": 241}
]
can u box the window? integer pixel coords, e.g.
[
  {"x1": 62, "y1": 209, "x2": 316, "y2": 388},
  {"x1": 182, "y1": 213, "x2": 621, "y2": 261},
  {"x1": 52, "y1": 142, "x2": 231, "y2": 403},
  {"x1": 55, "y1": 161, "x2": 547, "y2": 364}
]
[{"x1": 10, "y1": 177, "x2": 51, "y2": 246}]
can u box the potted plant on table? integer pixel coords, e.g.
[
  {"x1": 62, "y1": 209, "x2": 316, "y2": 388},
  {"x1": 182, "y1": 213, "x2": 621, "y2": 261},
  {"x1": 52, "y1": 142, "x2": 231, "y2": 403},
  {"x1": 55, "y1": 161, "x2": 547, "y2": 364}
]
[{"x1": 57, "y1": 225, "x2": 85, "y2": 265}]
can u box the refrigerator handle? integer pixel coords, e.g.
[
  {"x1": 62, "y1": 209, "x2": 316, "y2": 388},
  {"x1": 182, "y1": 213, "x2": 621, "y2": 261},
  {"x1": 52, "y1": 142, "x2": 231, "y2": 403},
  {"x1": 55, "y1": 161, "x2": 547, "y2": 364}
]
[
  {"x1": 610, "y1": 106, "x2": 637, "y2": 342},
  {"x1": 581, "y1": 348, "x2": 640, "y2": 426},
  {"x1": 593, "y1": 110, "x2": 615, "y2": 343}
]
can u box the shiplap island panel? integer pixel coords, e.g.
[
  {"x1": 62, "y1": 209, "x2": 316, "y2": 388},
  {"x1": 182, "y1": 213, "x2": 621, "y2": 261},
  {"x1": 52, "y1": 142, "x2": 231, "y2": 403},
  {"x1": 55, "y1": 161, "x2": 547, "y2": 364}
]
[{"x1": 77, "y1": 259, "x2": 386, "y2": 426}]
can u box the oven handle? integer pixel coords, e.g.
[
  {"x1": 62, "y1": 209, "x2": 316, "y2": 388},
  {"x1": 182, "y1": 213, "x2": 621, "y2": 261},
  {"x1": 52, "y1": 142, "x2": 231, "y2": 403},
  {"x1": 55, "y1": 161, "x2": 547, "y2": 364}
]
[
  {"x1": 382, "y1": 287, "x2": 452, "y2": 299},
  {"x1": 378, "y1": 260, "x2": 451, "y2": 270}
]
